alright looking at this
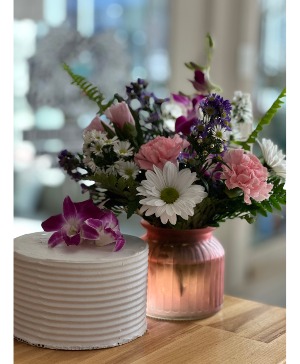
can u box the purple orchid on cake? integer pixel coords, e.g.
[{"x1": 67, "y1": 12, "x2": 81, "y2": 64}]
[{"x1": 41, "y1": 195, "x2": 125, "y2": 251}]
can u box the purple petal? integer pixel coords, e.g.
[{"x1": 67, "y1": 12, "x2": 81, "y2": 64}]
[
  {"x1": 63, "y1": 196, "x2": 77, "y2": 220},
  {"x1": 41, "y1": 214, "x2": 65, "y2": 232},
  {"x1": 175, "y1": 116, "x2": 194, "y2": 135},
  {"x1": 81, "y1": 221, "x2": 100, "y2": 240},
  {"x1": 63, "y1": 233, "x2": 81, "y2": 246},
  {"x1": 194, "y1": 69, "x2": 205, "y2": 84},
  {"x1": 101, "y1": 211, "x2": 119, "y2": 230},
  {"x1": 48, "y1": 231, "x2": 64, "y2": 247},
  {"x1": 114, "y1": 234, "x2": 126, "y2": 252},
  {"x1": 84, "y1": 218, "x2": 103, "y2": 230},
  {"x1": 172, "y1": 93, "x2": 190, "y2": 107},
  {"x1": 75, "y1": 199, "x2": 103, "y2": 220}
]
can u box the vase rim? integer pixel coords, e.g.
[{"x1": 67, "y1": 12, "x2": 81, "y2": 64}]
[{"x1": 140, "y1": 219, "x2": 216, "y2": 234}]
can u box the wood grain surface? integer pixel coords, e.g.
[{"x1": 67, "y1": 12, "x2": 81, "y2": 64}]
[{"x1": 14, "y1": 295, "x2": 286, "y2": 364}]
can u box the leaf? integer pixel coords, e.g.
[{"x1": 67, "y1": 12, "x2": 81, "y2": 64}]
[
  {"x1": 127, "y1": 198, "x2": 140, "y2": 219},
  {"x1": 101, "y1": 121, "x2": 116, "y2": 139},
  {"x1": 237, "y1": 88, "x2": 286, "y2": 151},
  {"x1": 270, "y1": 199, "x2": 282, "y2": 211},
  {"x1": 63, "y1": 63, "x2": 110, "y2": 114},
  {"x1": 262, "y1": 201, "x2": 273, "y2": 213},
  {"x1": 257, "y1": 206, "x2": 268, "y2": 217}
]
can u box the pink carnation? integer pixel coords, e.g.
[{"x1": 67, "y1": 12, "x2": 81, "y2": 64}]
[
  {"x1": 105, "y1": 101, "x2": 135, "y2": 129},
  {"x1": 134, "y1": 134, "x2": 190, "y2": 171},
  {"x1": 221, "y1": 149, "x2": 273, "y2": 204}
]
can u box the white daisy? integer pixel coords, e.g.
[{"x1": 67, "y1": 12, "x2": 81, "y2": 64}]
[
  {"x1": 115, "y1": 160, "x2": 139, "y2": 179},
  {"x1": 105, "y1": 165, "x2": 119, "y2": 176},
  {"x1": 103, "y1": 136, "x2": 119, "y2": 145},
  {"x1": 136, "y1": 161, "x2": 208, "y2": 225},
  {"x1": 258, "y1": 138, "x2": 286, "y2": 179},
  {"x1": 90, "y1": 142, "x2": 104, "y2": 156},
  {"x1": 113, "y1": 141, "x2": 134, "y2": 157},
  {"x1": 83, "y1": 130, "x2": 107, "y2": 144},
  {"x1": 211, "y1": 125, "x2": 230, "y2": 141}
]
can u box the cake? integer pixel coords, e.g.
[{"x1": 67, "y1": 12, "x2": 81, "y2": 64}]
[{"x1": 14, "y1": 231, "x2": 148, "y2": 350}]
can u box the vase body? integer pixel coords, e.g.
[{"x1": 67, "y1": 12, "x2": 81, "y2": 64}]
[{"x1": 141, "y1": 220, "x2": 225, "y2": 320}]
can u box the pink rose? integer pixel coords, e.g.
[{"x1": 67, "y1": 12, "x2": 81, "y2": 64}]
[
  {"x1": 134, "y1": 134, "x2": 190, "y2": 171},
  {"x1": 105, "y1": 101, "x2": 135, "y2": 129},
  {"x1": 83, "y1": 115, "x2": 107, "y2": 133},
  {"x1": 221, "y1": 149, "x2": 273, "y2": 204}
]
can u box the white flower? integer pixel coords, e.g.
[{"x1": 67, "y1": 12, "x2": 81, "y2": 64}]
[
  {"x1": 212, "y1": 125, "x2": 230, "y2": 141},
  {"x1": 231, "y1": 91, "x2": 253, "y2": 124},
  {"x1": 161, "y1": 100, "x2": 187, "y2": 131},
  {"x1": 258, "y1": 138, "x2": 286, "y2": 179},
  {"x1": 90, "y1": 142, "x2": 104, "y2": 156},
  {"x1": 83, "y1": 155, "x2": 97, "y2": 172},
  {"x1": 105, "y1": 165, "x2": 118, "y2": 176},
  {"x1": 115, "y1": 160, "x2": 139, "y2": 179},
  {"x1": 136, "y1": 161, "x2": 208, "y2": 225},
  {"x1": 231, "y1": 91, "x2": 253, "y2": 142},
  {"x1": 83, "y1": 130, "x2": 107, "y2": 144},
  {"x1": 161, "y1": 101, "x2": 186, "y2": 118},
  {"x1": 83, "y1": 130, "x2": 118, "y2": 146},
  {"x1": 113, "y1": 141, "x2": 134, "y2": 157},
  {"x1": 103, "y1": 136, "x2": 119, "y2": 145}
]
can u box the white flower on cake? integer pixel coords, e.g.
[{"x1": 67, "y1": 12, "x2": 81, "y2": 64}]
[
  {"x1": 258, "y1": 138, "x2": 286, "y2": 179},
  {"x1": 137, "y1": 161, "x2": 208, "y2": 225}
]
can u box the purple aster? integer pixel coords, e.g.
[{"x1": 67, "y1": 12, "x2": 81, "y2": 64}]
[
  {"x1": 41, "y1": 196, "x2": 103, "y2": 247},
  {"x1": 200, "y1": 94, "x2": 232, "y2": 122},
  {"x1": 58, "y1": 150, "x2": 83, "y2": 181}
]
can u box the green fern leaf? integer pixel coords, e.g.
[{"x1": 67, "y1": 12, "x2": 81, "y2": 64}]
[{"x1": 63, "y1": 63, "x2": 109, "y2": 113}]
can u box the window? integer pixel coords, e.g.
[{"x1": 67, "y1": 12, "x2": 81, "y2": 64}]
[{"x1": 14, "y1": 0, "x2": 170, "y2": 219}]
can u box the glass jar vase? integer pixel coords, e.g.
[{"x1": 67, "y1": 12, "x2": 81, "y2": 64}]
[{"x1": 141, "y1": 219, "x2": 225, "y2": 320}]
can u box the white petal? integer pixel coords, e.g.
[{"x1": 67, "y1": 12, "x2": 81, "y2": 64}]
[{"x1": 163, "y1": 162, "x2": 178, "y2": 186}]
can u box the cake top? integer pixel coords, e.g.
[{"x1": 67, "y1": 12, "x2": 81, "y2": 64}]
[{"x1": 14, "y1": 232, "x2": 147, "y2": 264}]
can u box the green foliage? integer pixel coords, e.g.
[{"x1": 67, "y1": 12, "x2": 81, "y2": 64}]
[{"x1": 63, "y1": 63, "x2": 113, "y2": 114}]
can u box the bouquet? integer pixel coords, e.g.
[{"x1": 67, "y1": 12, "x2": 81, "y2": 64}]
[{"x1": 57, "y1": 35, "x2": 286, "y2": 236}]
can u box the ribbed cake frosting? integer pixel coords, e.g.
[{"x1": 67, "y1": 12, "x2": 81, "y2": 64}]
[{"x1": 14, "y1": 232, "x2": 148, "y2": 350}]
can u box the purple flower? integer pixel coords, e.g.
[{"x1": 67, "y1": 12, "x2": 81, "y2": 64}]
[
  {"x1": 200, "y1": 94, "x2": 232, "y2": 123},
  {"x1": 58, "y1": 150, "x2": 83, "y2": 181},
  {"x1": 41, "y1": 196, "x2": 103, "y2": 247},
  {"x1": 190, "y1": 69, "x2": 206, "y2": 92},
  {"x1": 83, "y1": 211, "x2": 125, "y2": 251},
  {"x1": 175, "y1": 114, "x2": 197, "y2": 135},
  {"x1": 174, "y1": 94, "x2": 205, "y2": 135}
]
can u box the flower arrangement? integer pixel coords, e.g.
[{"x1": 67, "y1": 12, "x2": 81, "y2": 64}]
[{"x1": 57, "y1": 35, "x2": 286, "y2": 235}]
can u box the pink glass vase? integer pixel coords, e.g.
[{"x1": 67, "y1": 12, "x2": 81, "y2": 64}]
[{"x1": 141, "y1": 220, "x2": 225, "y2": 320}]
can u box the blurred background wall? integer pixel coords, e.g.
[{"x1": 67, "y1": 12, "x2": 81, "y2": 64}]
[{"x1": 14, "y1": 0, "x2": 286, "y2": 307}]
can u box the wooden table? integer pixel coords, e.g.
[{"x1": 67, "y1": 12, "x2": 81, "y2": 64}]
[{"x1": 14, "y1": 295, "x2": 286, "y2": 364}]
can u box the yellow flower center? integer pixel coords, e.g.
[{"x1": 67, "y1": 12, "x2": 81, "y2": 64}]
[{"x1": 160, "y1": 187, "x2": 179, "y2": 204}]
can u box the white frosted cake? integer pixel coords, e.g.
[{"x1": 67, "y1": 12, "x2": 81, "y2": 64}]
[{"x1": 14, "y1": 232, "x2": 148, "y2": 350}]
